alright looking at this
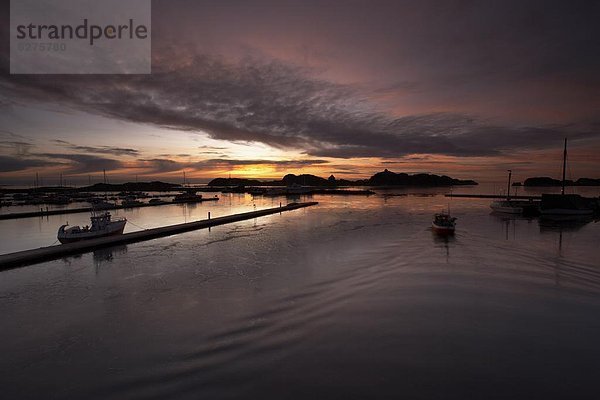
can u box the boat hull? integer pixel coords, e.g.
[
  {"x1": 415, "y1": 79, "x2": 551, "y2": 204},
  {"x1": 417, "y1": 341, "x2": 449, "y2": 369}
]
[
  {"x1": 490, "y1": 204, "x2": 523, "y2": 214},
  {"x1": 540, "y1": 208, "x2": 594, "y2": 216},
  {"x1": 540, "y1": 194, "x2": 595, "y2": 216},
  {"x1": 432, "y1": 222, "x2": 455, "y2": 234},
  {"x1": 490, "y1": 200, "x2": 541, "y2": 215}
]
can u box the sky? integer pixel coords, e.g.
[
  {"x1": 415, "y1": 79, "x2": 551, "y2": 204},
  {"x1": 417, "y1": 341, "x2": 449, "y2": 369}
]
[{"x1": 1, "y1": 0, "x2": 599, "y2": 185}]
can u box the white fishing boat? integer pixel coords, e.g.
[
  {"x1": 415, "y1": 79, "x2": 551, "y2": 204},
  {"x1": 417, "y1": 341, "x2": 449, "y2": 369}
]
[{"x1": 57, "y1": 211, "x2": 126, "y2": 244}]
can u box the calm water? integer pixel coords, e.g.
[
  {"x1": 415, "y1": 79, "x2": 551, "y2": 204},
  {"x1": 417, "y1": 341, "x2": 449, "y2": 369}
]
[{"x1": 1, "y1": 187, "x2": 599, "y2": 399}]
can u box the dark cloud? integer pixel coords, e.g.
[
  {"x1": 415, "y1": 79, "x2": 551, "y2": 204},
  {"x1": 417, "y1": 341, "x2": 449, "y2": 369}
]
[
  {"x1": 136, "y1": 158, "x2": 185, "y2": 174},
  {"x1": 0, "y1": 130, "x2": 34, "y2": 156},
  {"x1": 4, "y1": 55, "x2": 597, "y2": 160},
  {"x1": 0, "y1": 140, "x2": 34, "y2": 156},
  {"x1": 0, "y1": 129, "x2": 26, "y2": 139},
  {"x1": 52, "y1": 140, "x2": 139, "y2": 156},
  {"x1": 35, "y1": 153, "x2": 124, "y2": 174},
  {"x1": 0, "y1": 155, "x2": 61, "y2": 173}
]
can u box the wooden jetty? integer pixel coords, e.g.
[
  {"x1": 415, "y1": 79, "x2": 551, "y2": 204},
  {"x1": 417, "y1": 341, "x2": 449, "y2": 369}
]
[
  {"x1": 0, "y1": 197, "x2": 219, "y2": 221},
  {"x1": 0, "y1": 202, "x2": 318, "y2": 270},
  {"x1": 445, "y1": 194, "x2": 542, "y2": 200}
]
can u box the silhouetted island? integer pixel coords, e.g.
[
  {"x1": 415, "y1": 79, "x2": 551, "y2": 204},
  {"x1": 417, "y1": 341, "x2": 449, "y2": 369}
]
[
  {"x1": 367, "y1": 169, "x2": 477, "y2": 186},
  {"x1": 524, "y1": 177, "x2": 600, "y2": 186},
  {"x1": 208, "y1": 170, "x2": 477, "y2": 187}
]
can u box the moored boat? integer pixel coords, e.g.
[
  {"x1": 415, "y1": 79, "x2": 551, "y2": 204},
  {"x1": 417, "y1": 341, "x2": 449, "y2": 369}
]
[
  {"x1": 490, "y1": 200, "x2": 524, "y2": 214},
  {"x1": 540, "y1": 193, "x2": 595, "y2": 215},
  {"x1": 122, "y1": 196, "x2": 145, "y2": 207},
  {"x1": 172, "y1": 188, "x2": 203, "y2": 203},
  {"x1": 490, "y1": 170, "x2": 521, "y2": 214},
  {"x1": 490, "y1": 170, "x2": 540, "y2": 215},
  {"x1": 490, "y1": 199, "x2": 540, "y2": 215},
  {"x1": 57, "y1": 211, "x2": 126, "y2": 244},
  {"x1": 539, "y1": 138, "x2": 595, "y2": 216}
]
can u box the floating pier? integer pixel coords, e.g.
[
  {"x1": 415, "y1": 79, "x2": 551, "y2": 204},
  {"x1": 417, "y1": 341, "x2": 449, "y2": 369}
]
[
  {"x1": 445, "y1": 194, "x2": 542, "y2": 200},
  {"x1": 0, "y1": 197, "x2": 219, "y2": 221},
  {"x1": 0, "y1": 202, "x2": 318, "y2": 270}
]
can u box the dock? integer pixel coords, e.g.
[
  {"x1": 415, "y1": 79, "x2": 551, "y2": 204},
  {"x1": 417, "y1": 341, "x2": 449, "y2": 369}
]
[
  {"x1": 445, "y1": 194, "x2": 542, "y2": 200},
  {"x1": 0, "y1": 197, "x2": 220, "y2": 221},
  {"x1": 0, "y1": 201, "x2": 318, "y2": 270}
]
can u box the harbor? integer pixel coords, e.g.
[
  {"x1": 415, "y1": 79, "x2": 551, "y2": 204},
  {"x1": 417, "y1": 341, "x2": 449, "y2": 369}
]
[{"x1": 0, "y1": 201, "x2": 318, "y2": 269}]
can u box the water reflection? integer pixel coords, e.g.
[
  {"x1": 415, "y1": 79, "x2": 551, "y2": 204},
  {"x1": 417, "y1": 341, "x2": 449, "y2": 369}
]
[
  {"x1": 489, "y1": 212, "x2": 536, "y2": 241},
  {"x1": 431, "y1": 231, "x2": 455, "y2": 261},
  {"x1": 538, "y1": 215, "x2": 596, "y2": 233},
  {"x1": 93, "y1": 245, "x2": 128, "y2": 269}
]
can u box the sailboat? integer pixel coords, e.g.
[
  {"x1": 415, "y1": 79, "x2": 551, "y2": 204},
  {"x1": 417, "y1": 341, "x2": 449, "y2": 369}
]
[
  {"x1": 540, "y1": 138, "x2": 595, "y2": 216},
  {"x1": 172, "y1": 170, "x2": 204, "y2": 203},
  {"x1": 490, "y1": 170, "x2": 539, "y2": 215}
]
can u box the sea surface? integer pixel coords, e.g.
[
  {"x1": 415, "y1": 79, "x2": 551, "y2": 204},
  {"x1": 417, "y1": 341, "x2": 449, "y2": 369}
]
[{"x1": 1, "y1": 185, "x2": 599, "y2": 399}]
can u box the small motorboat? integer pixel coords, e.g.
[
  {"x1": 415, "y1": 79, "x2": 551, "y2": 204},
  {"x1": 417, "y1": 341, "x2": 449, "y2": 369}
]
[
  {"x1": 432, "y1": 212, "x2": 457, "y2": 234},
  {"x1": 57, "y1": 211, "x2": 127, "y2": 244}
]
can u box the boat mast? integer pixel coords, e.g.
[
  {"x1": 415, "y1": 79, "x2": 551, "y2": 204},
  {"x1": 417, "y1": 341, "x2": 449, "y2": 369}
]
[
  {"x1": 561, "y1": 137, "x2": 567, "y2": 195},
  {"x1": 506, "y1": 170, "x2": 512, "y2": 201},
  {"x1": 103, "y1": 169, "x2": 108, "y2": 201}
]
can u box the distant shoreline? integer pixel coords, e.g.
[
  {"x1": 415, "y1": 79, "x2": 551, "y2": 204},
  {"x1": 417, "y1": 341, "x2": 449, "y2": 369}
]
[{"x1": 1, "y1": 170, "x2": 479, "y2": 193}]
